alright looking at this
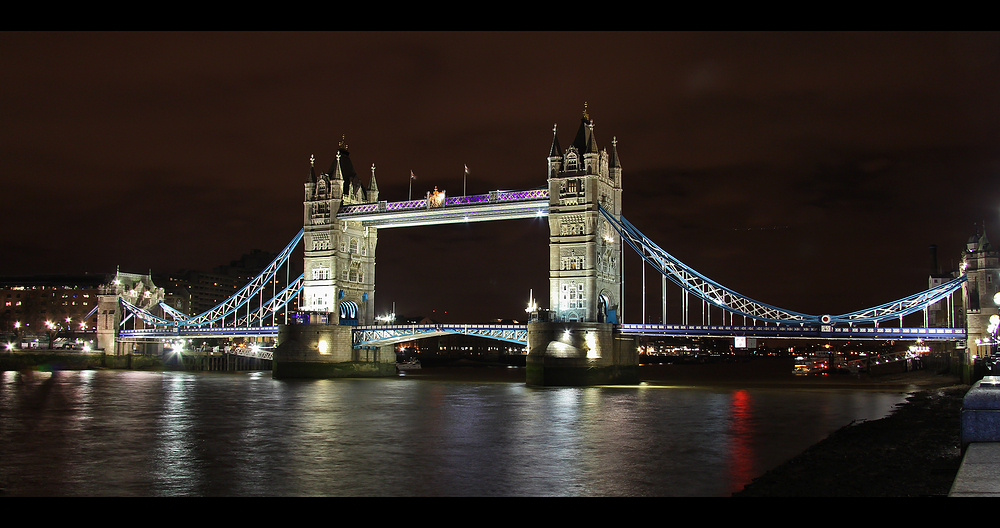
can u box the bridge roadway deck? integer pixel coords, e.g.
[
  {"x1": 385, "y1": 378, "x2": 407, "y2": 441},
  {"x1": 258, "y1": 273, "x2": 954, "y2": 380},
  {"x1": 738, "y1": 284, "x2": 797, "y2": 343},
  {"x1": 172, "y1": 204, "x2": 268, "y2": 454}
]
[
  {"x1": 120, "y1": 323, "x2": 966, "y2": 343},
  {"x1": 335, "y1": 189, "x2": 549, "y2": 228}
]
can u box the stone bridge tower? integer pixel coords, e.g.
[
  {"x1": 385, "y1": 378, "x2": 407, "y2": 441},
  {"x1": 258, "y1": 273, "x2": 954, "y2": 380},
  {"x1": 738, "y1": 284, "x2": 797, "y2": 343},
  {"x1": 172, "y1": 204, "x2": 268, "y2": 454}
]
[
  {"x1": 546, "y1": 104, "x2": 624, "y2": 324},
  {"x1": 528, "y1": 106, "x2": 637, "y2": 386},
  {"x1": 97, "y1": 271, "x2": 164, "y2": 355},
  {"x1": 962, "y1": 224, "x2": 1000, "y2": 358},
  {"x1": 274, "y1": 139, "x2": 393, "y2": 379},
  {"x1": 300, "y1": 139, "x2": 379, "y2": 326}
]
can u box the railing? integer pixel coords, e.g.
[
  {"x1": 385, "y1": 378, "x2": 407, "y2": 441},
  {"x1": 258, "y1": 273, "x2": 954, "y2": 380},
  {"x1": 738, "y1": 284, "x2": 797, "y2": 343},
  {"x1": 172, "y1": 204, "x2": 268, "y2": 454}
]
[
  {"x1": 353, "y1": 324, "x2": 529, "y2": 346},
  {"x1": 620, "y1": 323, "x2": 967, "y2": 341},
  {"x1": 338, "y1": 188, "x2": 549, "y2": 216}
]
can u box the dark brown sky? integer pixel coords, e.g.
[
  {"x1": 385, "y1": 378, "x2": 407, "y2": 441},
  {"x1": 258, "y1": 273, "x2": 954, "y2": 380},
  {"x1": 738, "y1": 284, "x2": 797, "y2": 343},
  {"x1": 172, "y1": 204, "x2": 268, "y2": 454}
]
[{"x1": 3, "y1": 31, "x2": 1000, "y2": 323}]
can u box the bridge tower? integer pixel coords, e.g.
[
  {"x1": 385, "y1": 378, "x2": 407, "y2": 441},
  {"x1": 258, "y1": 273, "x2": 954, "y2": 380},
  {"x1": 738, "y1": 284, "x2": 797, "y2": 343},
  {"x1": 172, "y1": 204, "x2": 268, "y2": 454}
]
[
  {"x1": 97, "y1": 271, "x2": 164, "y2": 355},
  {"x1": 546, "y1": 104, "x2": 624, "y2": 324},
  {"x1": 527, "y1": 106, "x2": 637, "y2": 386},
  {"x1": 273, "y1": 139, "x2": 394, "y2": 379},
  {"x1": 300, "y1": 139, "x2": 378, "y2": 326},
  {"x1": 962, "y1": 225, "x2": 1000, "y2": 362}
]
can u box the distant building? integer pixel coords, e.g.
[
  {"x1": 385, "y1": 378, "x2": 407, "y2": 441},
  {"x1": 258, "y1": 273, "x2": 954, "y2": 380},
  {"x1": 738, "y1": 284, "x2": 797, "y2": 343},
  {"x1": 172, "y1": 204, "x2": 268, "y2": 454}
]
[
  {"x1": 0, "y1": 274, "x2": 107, "y2": 344},
  {"x1": 156, "y1": 248, "x2": 281, "y2": 317},
  {"x1": 430, "y1": 333, "x2": 525, "y2": 360}
]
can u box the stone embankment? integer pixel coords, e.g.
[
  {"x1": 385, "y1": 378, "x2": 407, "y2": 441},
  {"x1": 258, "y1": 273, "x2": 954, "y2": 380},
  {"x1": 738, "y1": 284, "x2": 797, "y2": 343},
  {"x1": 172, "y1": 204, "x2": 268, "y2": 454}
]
[
  {"x1": 734, "y1": 371, "x2": 967, "y2": 497},
  {"x1": 0, "y1": 351, "x2": 163, "y2": 371}
]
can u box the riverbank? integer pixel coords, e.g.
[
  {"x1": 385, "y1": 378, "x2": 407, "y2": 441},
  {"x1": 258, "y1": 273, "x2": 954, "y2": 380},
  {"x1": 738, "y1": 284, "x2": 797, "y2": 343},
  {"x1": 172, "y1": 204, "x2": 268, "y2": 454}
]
[
  {"x1": 0, "y1": 351, "x2": 164, "y2": 371},
  {"x1": 733, "y1": 379, "x2": 968, "y2": 496}
]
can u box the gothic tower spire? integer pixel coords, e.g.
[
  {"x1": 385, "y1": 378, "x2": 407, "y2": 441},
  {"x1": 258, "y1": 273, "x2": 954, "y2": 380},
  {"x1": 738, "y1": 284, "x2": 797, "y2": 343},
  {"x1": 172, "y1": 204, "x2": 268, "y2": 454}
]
[
  {"x1": 369, "y1": 163, "x2": 379, "y2": 202},
  {"x1": 548, "y1": 124, "x2": 563, "y2": 178}
]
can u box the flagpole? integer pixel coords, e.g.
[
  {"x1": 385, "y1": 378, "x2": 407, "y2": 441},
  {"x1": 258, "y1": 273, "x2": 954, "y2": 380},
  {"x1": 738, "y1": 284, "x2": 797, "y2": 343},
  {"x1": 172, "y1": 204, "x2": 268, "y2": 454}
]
[
  {"x1": 409, "y1": 170, "x2": 414, "y2": 201},
  {"x1": 463, "y1": 164, "x2": 467, "y2": 197}
]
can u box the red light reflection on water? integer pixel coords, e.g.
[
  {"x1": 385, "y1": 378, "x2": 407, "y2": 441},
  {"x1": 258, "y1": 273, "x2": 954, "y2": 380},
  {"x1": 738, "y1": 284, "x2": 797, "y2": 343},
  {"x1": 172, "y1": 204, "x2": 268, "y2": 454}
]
[{"x1": 728, "y1": 389, "x2": 756, "y2": 494}]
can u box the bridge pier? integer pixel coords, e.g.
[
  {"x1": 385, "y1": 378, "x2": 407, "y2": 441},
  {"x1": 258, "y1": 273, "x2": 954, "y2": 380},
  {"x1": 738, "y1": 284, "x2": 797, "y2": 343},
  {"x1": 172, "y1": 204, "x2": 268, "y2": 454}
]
[
  {"x1": 526, "y1": 322, "x2": 638, "y2": 386},
  {"x1": 272, "y1": 324, "x2": 395, "y2": 379}
]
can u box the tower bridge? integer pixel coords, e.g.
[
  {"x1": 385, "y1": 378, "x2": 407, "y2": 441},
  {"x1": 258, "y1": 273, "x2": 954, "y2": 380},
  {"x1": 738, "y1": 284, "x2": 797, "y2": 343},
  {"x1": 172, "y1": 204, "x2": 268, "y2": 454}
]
[{"x1": 108, "y1": 107, "x2": 977, "y2": 385}]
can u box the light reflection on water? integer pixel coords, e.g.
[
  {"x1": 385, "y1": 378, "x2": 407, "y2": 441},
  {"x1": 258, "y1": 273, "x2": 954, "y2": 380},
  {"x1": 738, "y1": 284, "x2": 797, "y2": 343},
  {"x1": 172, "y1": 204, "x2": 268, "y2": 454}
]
[{"x1": 0, "y1": 370, "x2": 908, "y2": 496}]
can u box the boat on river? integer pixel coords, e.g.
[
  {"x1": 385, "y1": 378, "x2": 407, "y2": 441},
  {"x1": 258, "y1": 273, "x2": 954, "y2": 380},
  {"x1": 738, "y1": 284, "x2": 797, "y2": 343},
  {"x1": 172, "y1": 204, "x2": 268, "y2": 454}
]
[{"x1": 397, "y1": 358, "x2": 421, "y2": 371}]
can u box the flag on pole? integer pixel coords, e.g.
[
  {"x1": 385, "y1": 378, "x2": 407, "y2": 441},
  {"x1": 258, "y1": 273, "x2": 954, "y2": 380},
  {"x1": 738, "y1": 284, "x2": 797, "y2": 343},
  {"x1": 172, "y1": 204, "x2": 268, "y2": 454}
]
[
  {"x1": 464, "y1": 164, "x2": 469, "y2": 175},
  {"x1": 410, "y1": 170, "x2": 416, "y2": 180}
]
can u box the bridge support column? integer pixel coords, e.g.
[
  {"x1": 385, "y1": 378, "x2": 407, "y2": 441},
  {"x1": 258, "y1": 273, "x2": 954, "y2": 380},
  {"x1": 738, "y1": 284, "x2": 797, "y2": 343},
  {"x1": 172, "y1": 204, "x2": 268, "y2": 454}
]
[
  {"x1": 526, "y1": 322, "x2": 638, "y2": 386},
  {"x1": 272, "y1": 324, "x2": 395, "y2": 379}
]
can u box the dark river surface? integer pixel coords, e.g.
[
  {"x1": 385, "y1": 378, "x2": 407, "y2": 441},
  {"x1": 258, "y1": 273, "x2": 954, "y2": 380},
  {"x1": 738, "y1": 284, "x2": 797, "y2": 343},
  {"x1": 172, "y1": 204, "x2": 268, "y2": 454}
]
[{"x1": 0, "y1": 367, "x2": 912, "y2": 496}]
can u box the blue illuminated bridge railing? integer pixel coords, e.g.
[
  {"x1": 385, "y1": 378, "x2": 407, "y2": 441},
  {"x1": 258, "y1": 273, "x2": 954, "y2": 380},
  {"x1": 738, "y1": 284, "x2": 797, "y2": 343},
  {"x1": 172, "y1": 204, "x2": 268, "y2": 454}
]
[
  {"x1": 619, "y1": 324, "x2": 966, "y2": 341},
  {"x1": 599, "y1": 205, "x2": 968, "y2": 328}
]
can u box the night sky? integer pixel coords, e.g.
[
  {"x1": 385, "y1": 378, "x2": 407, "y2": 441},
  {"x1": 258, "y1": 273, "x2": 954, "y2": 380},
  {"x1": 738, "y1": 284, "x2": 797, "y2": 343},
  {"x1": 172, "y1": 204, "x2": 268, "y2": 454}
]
[{"x1": 3, "y1": 32, "x2": 1000, "y2": 324}]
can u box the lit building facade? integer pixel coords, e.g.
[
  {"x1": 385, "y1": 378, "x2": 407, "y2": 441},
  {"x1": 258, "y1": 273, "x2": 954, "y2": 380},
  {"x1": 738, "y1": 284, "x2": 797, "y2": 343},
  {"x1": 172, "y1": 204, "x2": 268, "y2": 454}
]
[
  {"x1": 546, "y1": 105, "x2": 624, "y2": 323},
  {"x1": 1, "y1": 274, "x2": 105, "y2": 345}
]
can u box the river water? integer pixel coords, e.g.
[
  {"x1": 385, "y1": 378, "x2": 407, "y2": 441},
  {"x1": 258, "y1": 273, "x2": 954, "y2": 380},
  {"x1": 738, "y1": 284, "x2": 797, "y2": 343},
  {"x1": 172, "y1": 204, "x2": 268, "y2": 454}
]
[{"x1": 0, "y1": 368, "x2": 911, "y2": 496}]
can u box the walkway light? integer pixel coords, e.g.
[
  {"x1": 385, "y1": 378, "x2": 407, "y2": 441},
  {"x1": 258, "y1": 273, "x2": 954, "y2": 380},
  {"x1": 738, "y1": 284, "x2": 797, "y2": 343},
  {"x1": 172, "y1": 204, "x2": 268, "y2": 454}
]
[{"x1": 525, "y1": 289, "x2": 538, "y2": 313}]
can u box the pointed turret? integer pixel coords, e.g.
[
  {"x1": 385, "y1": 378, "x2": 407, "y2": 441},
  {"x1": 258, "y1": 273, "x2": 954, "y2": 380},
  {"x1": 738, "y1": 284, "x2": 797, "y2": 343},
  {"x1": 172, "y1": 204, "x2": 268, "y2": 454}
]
[
  {"x1": 369, "y1": 163, "x2": 379, "y2": 202},
  {"x1": 609, "y1": 136, "x2": 621, "y2": 170},
  {"x1": 305, "y1": 154, "x2": 316, "y2": 201},
  {"x1": 571, "y1": 103, "x2": 601, "y2": 174},
  {"x1": 572, "y1": 103, "x2": 595, "y2": 154},
  {"x1": 609, "y1": 136, "x2": 622, "y2": 185},
  {"x1": 548, "y1": 123, "x2": 562, "y2": 158},
  {"x1": 548, "y1": 124, "x2": 563, "y2": 178}
]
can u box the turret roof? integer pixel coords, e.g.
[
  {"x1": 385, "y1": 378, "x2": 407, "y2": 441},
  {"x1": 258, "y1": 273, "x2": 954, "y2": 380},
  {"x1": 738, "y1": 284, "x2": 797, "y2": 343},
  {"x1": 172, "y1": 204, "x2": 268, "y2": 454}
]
[
  {"x1": 572, "y1": 103, "x2": 598, "y2": 154},
  {"x1": 548, "y1": 124, "x2": 562, "y2": 158},
  {"x1": 328, "y1": 137, "x2": 368, "y2": 201}
]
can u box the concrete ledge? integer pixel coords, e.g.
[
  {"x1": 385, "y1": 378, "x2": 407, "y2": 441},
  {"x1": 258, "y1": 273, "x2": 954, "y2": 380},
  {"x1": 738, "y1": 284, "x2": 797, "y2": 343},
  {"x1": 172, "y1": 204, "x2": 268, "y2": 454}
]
[
  {"x1": 962, "y1": 376, "x2": 1000, "y2": 446},
  {"x1": 950, "y1": 443, "x2": 1000, "y2": 496},
  {"x1": 273, "y1": 360, "x2": 395, "y2": 379}
]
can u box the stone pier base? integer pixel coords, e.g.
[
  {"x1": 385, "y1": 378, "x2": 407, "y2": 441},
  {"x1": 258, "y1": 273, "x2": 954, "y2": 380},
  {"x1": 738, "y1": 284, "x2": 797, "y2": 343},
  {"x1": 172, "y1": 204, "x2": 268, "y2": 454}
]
[
  {"x1": 272, "y1": 324, "x2": 395, "y2": 379},
  {"x1": 526, "y1": 322, "x2": 638, "y2": 386}
]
